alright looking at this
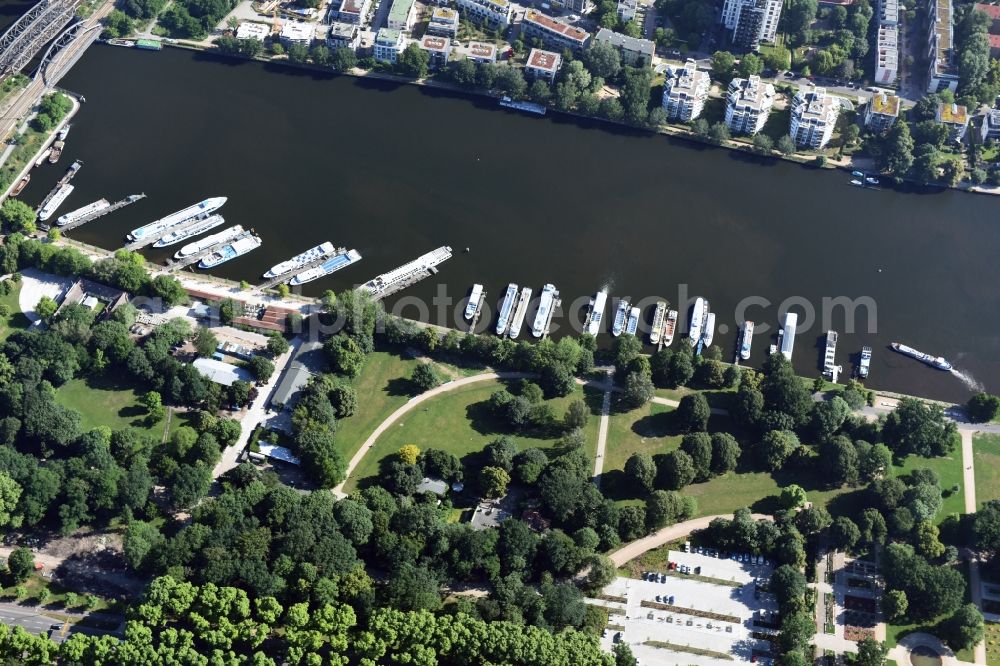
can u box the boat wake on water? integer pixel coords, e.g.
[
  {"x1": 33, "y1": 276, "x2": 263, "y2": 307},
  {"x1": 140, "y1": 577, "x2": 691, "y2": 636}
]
[{"x1": 950, "y1": 367, "x2": 984, "y2": 392}]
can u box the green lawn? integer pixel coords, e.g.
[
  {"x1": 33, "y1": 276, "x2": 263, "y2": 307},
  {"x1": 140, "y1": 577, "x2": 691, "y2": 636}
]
[
  {"x1": 894, "y1": 449, "x2": 966, "y2": 519},
  {"x1": 55, "y1": 373, "x2": 171, "y2": 440},
  {"x1": 344, "y1": 379, "x2": 600, "y2": 494},
  {"x1": 332, "y1": 350, "x2": 423, "y2": 462},
  {"x1": 0, "y1": 280, "x2": 30, "y2": 340},
  {"x1": 604, "y1": 401, "x2": 680, "y2": 473},
  {"x1": 975, "y1": 434, "x2": 1000, "y2": 506},
  {"x1": 985, "y1": 621, "x2": 1000, "y2": 666}
]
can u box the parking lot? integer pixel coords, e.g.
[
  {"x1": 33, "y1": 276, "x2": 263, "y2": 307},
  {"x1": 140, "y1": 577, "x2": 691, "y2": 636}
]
[{"x1": 593, "y1": 551, "x2": 777, "y2": 666}]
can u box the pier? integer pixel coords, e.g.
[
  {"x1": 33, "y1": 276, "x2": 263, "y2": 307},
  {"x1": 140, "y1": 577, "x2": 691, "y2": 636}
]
[
  {"x1": 366, "y1": 265, "x2": 439, "y2": 301},
  {"x1": 257, "y1": 249, "x2": 346, "y2": 290},
  {"x1": 540, "y1": 291, "x2": 561, "y2": 339},
  {"x1": 35, "y1": 159, "x2": 82, "y2": 213},
  {"x1": 165, "y1": 230, "x2": 256, "y2": 271},
  {"x1": 48, "y1": 193, "x2": 146, "y2": 232},
  {"x1": 124, "y1": 213, "x2": 212, "y2": 251}
]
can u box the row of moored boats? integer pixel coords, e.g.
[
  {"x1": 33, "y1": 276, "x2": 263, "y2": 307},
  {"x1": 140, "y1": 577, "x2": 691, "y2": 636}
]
[{"x1": 486, "y1": 282, "x2": 560, "y2": 339}]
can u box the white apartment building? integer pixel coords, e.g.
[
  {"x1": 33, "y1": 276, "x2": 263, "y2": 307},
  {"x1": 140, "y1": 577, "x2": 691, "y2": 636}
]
[
  {"x1": 879, "y1": 0, "x2": 898, "y2": 25},
  {"x1": 419, "y1": 35, "x2": 452, "y2": 69},
  {"x1": 280, "y1": 21, "x2": 314, "y2": 47},
  {"x1": 789, "y1": 86, "x2": 840, "y2": 149},
  {"x1": 525, "y1": 48, "x2": 561, "y2": 83},
  {"x1": 662, "y1": 59, "x2": 710, "y2": 121},
  {"x1": 875, "y1": 25, "x2": 899, "y2": 84},
  {"x1": 617, "y1": 0, "x2": 637, "y2": 22},
  {"x1": 326, "y1": 22, "x2": 360, "y2": 50},
  {"x1": 721, "y1": 0, "x2": 781, "y2": 51},
  {"x1": 465, "y1": 41, "x2": 497, "y2": 64},
  {"x1": 374, "y1": 27, "x2": 405, "y2": 63},
  {"x1": 456, "y1": 0, "x2": 512, "y2": 29},
  {"x1": 387, "y1": 0, "x2": 417, "y2": 31},
  {"x1": 725, "y1": 75, "x2": 775, "y2": 135},
  {"x1": 235, "y1": 22, "x2": 269, "y2": 41},
  {"x1": 427, "y1": 7, "x2": 460, "y2": 38},
  {"x1": 926, "y1": 0, "x2": 959, "y2": 92},
  {"x1": 863, "y1": 91, "x2": 900, "y2": 133}
]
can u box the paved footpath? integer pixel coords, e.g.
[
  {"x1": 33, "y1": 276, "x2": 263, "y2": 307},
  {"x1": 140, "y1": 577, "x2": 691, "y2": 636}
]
[{"x1": 607, "y1": 513, "x2": 771, "y2": 567}]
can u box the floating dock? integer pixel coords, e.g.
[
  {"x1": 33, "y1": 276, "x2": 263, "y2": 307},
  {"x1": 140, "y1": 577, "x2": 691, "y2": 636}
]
[
  {"x1": 35, "y1": 159, "x2": 83, "y2": 215},
  {"x1": 258, "y1": 248, "x2": 346, "y2": 290},
  {"x1": 823, "y1": 330, "x2": 842, "y2": 382},
  {"x1": 165, "y1": 229, "x2": 258, "y2": 271},
  {"x1": 53, "y1": 193, "x2": 146, "y2": 232},
  {"x1": 359, "y1": 246, "x2": 453, "y2": 300},
  {"x1": 468, "y1": 287, "x2": 487, "y2": 332},
  {"x1": 125, "y1": 211, "x2": 222, "y2": 251},
  {"x1": 508, "y1": 286, "x2": 532, "y2": 339}
]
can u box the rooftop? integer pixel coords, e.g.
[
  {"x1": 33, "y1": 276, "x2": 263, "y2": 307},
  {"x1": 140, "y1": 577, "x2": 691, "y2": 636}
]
[
  {"x1": 420, "y1": 35, "x2": 450, "y2": 51},
  {"x1": 192, "y1": 357, "x2": 253, "y2": 387},
  {"x1": 594, "y1": 27, "x2": 655, "y2": 56},
  {"x1": 937, "y1": 102, "x2": 969, "y2": 124},
  {"x1": 258, "y1": 443, "x2": 301, "y2": 466},
  {"x1": 727, "y1": 75, "x2": 775, "y2": 110},
  {"x1": 524, "y1": 9, "x2": 589, "y2": 42},
  {"x1": 931, "y1": 0, "x2": 958, "y2": 77},
  {"x1": 416, "y1": 477, "x2": 449, "y2": 495},
  {"x1": 990, "y1": 33, "x2": 1000, "y2": 48},
  {"x1": 339, "y1": 0, "x2": 367, "y2": 15},
  {"x1": 869, "y1": 91, "x2": 901, "y2": 116},
  {"x1": 376, "y1": 27, "x2": 402, "y2": 44},
  {"x1": 795, "y1": 86, "x2": 838, "y2": 121},
  {"x1": 280, "y1": 21, "x2": 313, "y2": 40},
  {"x1": 328, "y1": 22, "x2": 358, "y2": 38},
  {"x1": 527, "y1": 48, "x2": 561, "y2": 72},
  {"x1": 468, "y1": 41, "x2": 496, "y2": 57},
  {"x1": 388, "y1": 0, "x2": 415, "y2": 25},
  {"x1": 236, "y1": 22, "x2": 270, "y2": 39},
  {"x1": 975, "y1": 2, "x2": 1000, "y2": 20},
  {"x1": 431, "y1": 6, "x2": 458, "y2": 20},
  {"x1": 666, "y1": 59, "x2": 708, "y2": 95}
]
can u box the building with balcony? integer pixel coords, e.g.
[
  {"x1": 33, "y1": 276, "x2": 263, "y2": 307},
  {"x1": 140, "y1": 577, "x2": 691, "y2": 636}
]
[
  {"x1": 875, "y1": 25, "x2": 899, "y2": 84},
  {"x1": 525, "y1": 48, "x2": 561, "y2": 82},
  {"x1": 617, "y1": 0, "x2": 637, "y2": 22},
  {"x1": 926, "y1": 0, "x2": 959, "y2": 92},
  {"x1": 661, "y1": 59, "x2": 710, "y2": 121},
  {"x1": 721, "y1": 0, "x2": 781, "y2": 52},
  {"x1": 789, "y1": 86, "x2": 839, "y2": 149},
  {"x1": 456, "y1": 0, "x2": 512, "y2": 29},
  {"x1": 332, "y1": 0, "x2": 371, "y2": 24},
  {"x1": 326, "y1": 22, "x2": 361, "y2": 50},
  {"x1": 521, "y1": 9, "x2": 590, "y2": 53},
  {"x1": 594, "y1": 28, "x2": 654, "y2": 67},
  {"x1": 374, "y1": 27, "x2": 406, "y2": 63},
  {"x1": 936, "y1": 102, "x2": 969, "y2": 141},
  {"x1": 725, "y1": 75, "x2": 775, "y2": 135},
  {"x1": 387, "y1": 0, "x2": 417, "y2": 31},
  {"x1": 419, "y1": 35, "x2": 452, "y2": 69},
  {"x1": 466, "y1": 41, "x2": 497, "y2": 63},
  {"x1": 428, "y1": 7, "x2": 460, "y2": 37},
  {"x1": 863, "y1": 91, "x2": 900, "y2": 133}
]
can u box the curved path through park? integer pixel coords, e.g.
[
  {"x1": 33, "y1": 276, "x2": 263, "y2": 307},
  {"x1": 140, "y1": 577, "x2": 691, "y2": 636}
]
[
  {"x1": 332, "y1": 371, "x2": 532, "y2": 497},
  {"x1": 607, "y1": 513, "x2": 771, "y2": 567}
]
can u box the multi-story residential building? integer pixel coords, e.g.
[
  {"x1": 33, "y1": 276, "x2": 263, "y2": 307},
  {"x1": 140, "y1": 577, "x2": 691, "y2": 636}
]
[
  {"x1": 235, "y1": 22, "x2": 270, "y2": 41},
  {"x1": 721, "y1": 0, "x2": 781, "y2": 52},
  {"x1": 725, "y1": 75, "x2": 775, "y2": 135},
  {"x1": 326, "y1": 22, "x2": 361, "y2": 50},
  {"x1": 456, "y1": 0, "x2": 512, "y2": 29},
  {"x1": 789, "y1": 86, "x2": 839, "y2": 149},
  {"x1": 280, "y1": 22, "x2": 314, "y2": 47},
  {"x1": 525, "y1": 48, "x2": 561, "y2": 83},
  {"x1": 466, "y1": 41, "x2": 497, "y2": 63},
  {"x1": 863, "y1": 91, "x2": 900, "y2": 133},
  {"x1": 522, "y1": 10, "x2": 590, "y2": 53},
  {"x1": 926, "y1": 0, "x2": 959, "y2": 93},
  {"x1": 387, "y1": 0, "x2": 417, "y2": 31},
  {"x1": 419, "y1": 35, "x2": 452, "y2": 69},
  {"x1": 879, "y1": 0, "x2": 898, "y2": 25},
  {"x1": 374, "y1": 27, "x2": 405, "y2": 63},
  {"x1": 332, "y1": 0, "x2": 371, "y2": 24},
  {"x1": 875, "y1": 25, "x2": 899, "y2": 84},
  {"x1": 427, "y1": 7, "x2": 460, "y2": 37},
  {"x1": 594, "y1": 28, "x2": 654, "y2": 67},
  {"x1": 617, "y1": 0, "x2": 637, "y2": 22},
  {"x1": 981, "y1": 107, "x2": 1000, "y2": 142},
  {"x1": 936, "y1": 102, "x2": 969, "y2": 141},
  {"x1": 661, "y1": 59, "x2": 710, "y2": 121}
]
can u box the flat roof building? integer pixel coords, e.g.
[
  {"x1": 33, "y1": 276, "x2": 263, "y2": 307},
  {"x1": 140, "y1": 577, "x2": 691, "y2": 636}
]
[
  {"x1": 456, "y1": 0, "x2": 512, "y2": 28},
  {"x1": 926, "y1": 0, "x2": 959, "y2": 93},
  {"x1": 725, "y1": 75, "x2": 775, "y2": 135},
  {"x1": 420, "y1": 35, "x2": 452, "y2": 69},
  {"x1": 936, "y1": 102, "x2": 969, "y2": 141},
  {"x1": 617, "y1": 0, "x2": 637, "y2": 22},
  {"x1": 280, "y1": 21, "x2": 314, "y2": 46},
  {"x1": 789, "y1": 86, "x2": 839, "y2": 149},
  {"x1": 427, "y1": 7, "x2": 460, "y2": 37},
  {"x1": 387, "y1": 0, "x2": 417, "y2": 31},
  {"x1": 258, "y1": 443, "x2": 302, "y2": 466},
  {"x1": 235, "y1": 22, "x2": 270, "y2": 41},
  {"x1": 594, "y1": 28, "x2": 654, "y2": 67},
  {"x1": 374, "y1": 27, "x2": 406, "y2": 63},
  {"x1": 722, "y1": 0, "x2": 781, "y2": 51},
  {"x1": 193, "y1": 357, "x2": 254, "y2": 387},
  {"x1": 327, "y1": 22, "x2": 361, "y2": 50},
  {"x1": 879, "y1": 0, "x2": 899, "y2": 24},
  {"x1": 863, "y1": 91, "x2": 900, "y2": 133},
  {"x1": 662, "y1": 59, "x2": 710, "y2": 121},
  {"x1": 466, "y1": 41, "x2": 497, "y2": 63},
  {"x1": 875, "y1": 25, "x2": 899, "y2": 84},
  {"x1": 522, "y1": 9, "x2": 590, "y2": 53},
  {"x1": 525, "y1": 48, "x2": 561, "y2": 82},
  {"x1": 333, "y1": 0, "x2": 371, "y2": 24},
  {"x1": 981, "y1": 107, "x2": 1000, "y2": 142}
]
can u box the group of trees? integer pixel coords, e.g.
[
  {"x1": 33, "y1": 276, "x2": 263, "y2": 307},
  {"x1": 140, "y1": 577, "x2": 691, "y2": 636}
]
[
  {"x1": 30, "y1": 93, "x2": 72, "y2": 134},
  {"x1": 967, "y1": 392, "x2": 1000, "y2": 422},
  {"x1": 157, "y1": 0, "x2": 237, "y2": 39}
]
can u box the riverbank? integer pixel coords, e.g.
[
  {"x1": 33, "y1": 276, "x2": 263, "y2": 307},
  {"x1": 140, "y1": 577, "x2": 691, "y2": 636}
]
[
  {"x1": 155, "y1": 39, "x2": 998, "y2": 197},
  {"x1": 0, "y1": 94, "x2": 81, "y2": 201}
]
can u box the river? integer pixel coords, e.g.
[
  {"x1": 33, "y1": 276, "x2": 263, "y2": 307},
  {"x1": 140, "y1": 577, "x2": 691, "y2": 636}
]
[{"x1": 18, "y1": 44, "x2": 1000, "y2": 402}]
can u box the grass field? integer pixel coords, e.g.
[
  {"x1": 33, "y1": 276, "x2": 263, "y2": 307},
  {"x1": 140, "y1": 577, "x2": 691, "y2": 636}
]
[
  {"x1": 985, "y1": 622, "x2": 1000, "y2": 666},
  {"x1": 332, "y1": 350, "x2": 423, "y2": 462},
  {"x1": 894, "y1": 449, "x2": 966, "y2": 519},
  {"x1": 975, "y1": 434, "x2": 1000, "y2": 506},
  {"x1": 344, "y1": 379, "x2": 601, "y2": 493},
  {"x1": 55, "y1": 373, "x2": 172, "y2": 440},
  {"x1": 0, "y1": 281, "x2": 30, "y2": 340}
]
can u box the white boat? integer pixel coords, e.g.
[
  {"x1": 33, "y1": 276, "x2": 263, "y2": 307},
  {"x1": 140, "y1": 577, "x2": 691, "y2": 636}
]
[
  {"x1": 289, "y1": 249, "x2": 363, "y2": 285},
  {"x1": 850, "y1": 179, "x2": 864, "y2": 187},
  {"x1": 152, "y1": 214, "x2": 226, "y2": 247},
  {"x1": 464, "y1": 284, "x2": 484, "y2": 321},
  {"x1": 890, "y1": 342, "x2": 952, "y2": 371},
  {"x1": 688, "y1": 297, "x2": 704, "y2": 344},
  {"x1": 128, "y1": 197, "x2": 227, "y2": 241},
  {"x1": 264, "y1": 241, "x2": 335, "y2": 279},
  {"x1": 34, "y1": 149, "x2": 51, "y2": 167},
  {"x1": 663, "y1": 310, "x2": 677, "y2": 346},
  {"x1": 495, "y1": 283, "x2": 518, "y2": 335},
  {"x1": 586, "y1": 290, "x2": 607, "y2": 337},
  {"x1": 508, "y1": 286, "x2": 532, "y2": 339},
  {"x1": 865, "y1": 176, "x2": 879, "y2": 186},
  {"x1": 531, "y1": 283, "x2": 557, "y2": 338},
  {"x1": 650, "y1": 301, "x2": 667, "y2": 345},
  {"x1": 702, "y1": 312, "x2": 716, "y2": 346},
  {"x1": 38, "y1": 184, "x2": 74, "y2": 221},
  {"x1": 823, "y1": 330, "x2": 839, "y2": 375},
  {"x1": 198, "y1": 234, "x2": 262, "y2": 269},
  {"x1": 740, "y1": 321, "x2": 754, "y2": 360},
  {"x1": 360, "y1": 246, "x2": 453, "y2": 297},
  {"x1": 852, "y1": 170, "x2": 864, "y2": 177},
  {"x1": 174, "y1": 225, "x2": 244, "y2": 259},
  {"x1": 780, "y1": 312, "x2": 797, "y2": 360},
  {"x1": 625, "y1": 306, "x2": 640, "y2": 336},
  {"x1": 56, "y1": 198, "x2": 109, "y2": 226},
  {"x1": 612, "y1": 298, "x2": 631, "y2": 337},
  {"x1": 56, "y1": 124, "x2": 71, "y2": 141},
  {"x1": 859, "y1": 346, "x2": 872, "y2": 378}
]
